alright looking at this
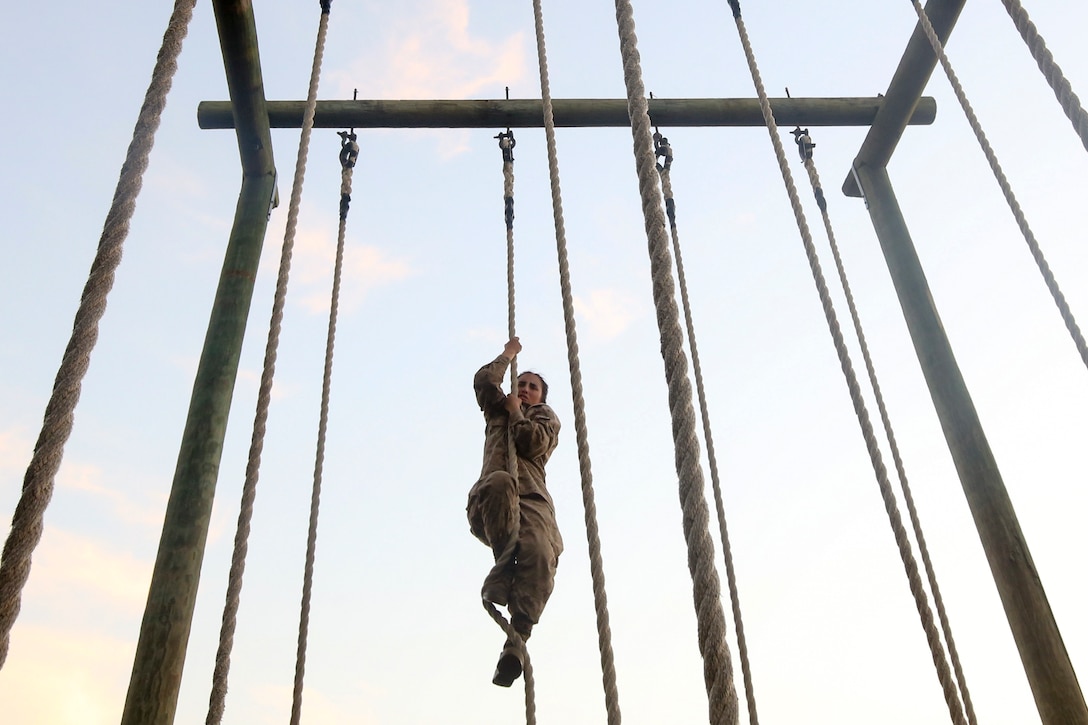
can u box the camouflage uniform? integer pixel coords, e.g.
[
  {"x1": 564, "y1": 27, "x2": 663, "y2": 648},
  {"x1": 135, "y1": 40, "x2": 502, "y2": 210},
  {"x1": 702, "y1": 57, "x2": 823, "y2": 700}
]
[{"x1": 466, "y1": 354, "x2": 563, "y2": 638}]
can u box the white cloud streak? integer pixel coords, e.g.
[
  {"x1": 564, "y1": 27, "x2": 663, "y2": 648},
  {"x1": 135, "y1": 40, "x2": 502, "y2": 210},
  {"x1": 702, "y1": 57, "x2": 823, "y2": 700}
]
[
  {"x1": 574, "y1": 288, "x2": 639, "y2": 340},
  {"x1": 0, "y1": 625, "x2": 134, "y2": 725},
  {"x1": 58, "y1": 462, "x2": 165, "y2": 531},
  {"x1": 29, "y1": 527, "x2": 154, "y2": 615},
  {"x1": 335, "y1": 0, "x2": 525, "y2": 101},
  {"x1": 291, "y1": 223, "x2": 415, "y2": 314}
]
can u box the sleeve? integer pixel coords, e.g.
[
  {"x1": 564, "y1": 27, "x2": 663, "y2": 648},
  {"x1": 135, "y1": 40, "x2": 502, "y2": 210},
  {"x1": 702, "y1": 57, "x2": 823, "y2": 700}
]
[
  {"x1": 474, "y1": 354, "x2": 511, "y2": 415},
  {"x1": 511, "y1": 404, "x2": 560, "y2": 461}
]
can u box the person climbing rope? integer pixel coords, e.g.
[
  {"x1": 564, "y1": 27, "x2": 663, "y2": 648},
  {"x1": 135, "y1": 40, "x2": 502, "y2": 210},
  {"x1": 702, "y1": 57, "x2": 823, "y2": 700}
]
[{"x1": 466, "y1": 336, "x2": 563, "y2": 688}]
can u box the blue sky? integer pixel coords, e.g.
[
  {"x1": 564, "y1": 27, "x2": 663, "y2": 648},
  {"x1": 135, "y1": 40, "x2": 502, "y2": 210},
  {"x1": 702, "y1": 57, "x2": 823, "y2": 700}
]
[{"x1": 2, "y1": 1, "x2": 1087, "y2": 723}]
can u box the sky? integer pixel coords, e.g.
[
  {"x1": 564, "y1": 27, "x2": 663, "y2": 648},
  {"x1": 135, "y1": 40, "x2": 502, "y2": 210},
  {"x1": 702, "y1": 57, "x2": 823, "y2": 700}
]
[{"x1": 2, "y1": 1, "x2": 1087, "y2": 724}]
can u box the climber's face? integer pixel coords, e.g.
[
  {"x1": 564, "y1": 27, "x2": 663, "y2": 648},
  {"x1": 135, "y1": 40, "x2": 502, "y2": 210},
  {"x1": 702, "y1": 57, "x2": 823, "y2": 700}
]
[{"x1": 516, "y1": 373, "x2": 545, "y2": 406}]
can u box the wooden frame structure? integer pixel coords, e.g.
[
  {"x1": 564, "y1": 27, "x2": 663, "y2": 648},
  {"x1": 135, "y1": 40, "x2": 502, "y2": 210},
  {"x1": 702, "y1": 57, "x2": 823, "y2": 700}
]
[{"x1": 119, "y1": 1, "x2": 1088, "y2": 723}]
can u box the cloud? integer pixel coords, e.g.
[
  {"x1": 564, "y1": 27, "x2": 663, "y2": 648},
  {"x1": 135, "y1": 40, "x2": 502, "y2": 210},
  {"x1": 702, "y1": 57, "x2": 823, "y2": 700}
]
[
  {"x1": 147, "y1": 155, "x2": 210, "y2": 201},
  {"x1": 28, "y1": 527, "x2": 153, "y2": 615},
  {"x1": 1, "y1": 432, "x2": 163, "y2": 533},
  {"x1": 427, "y1": 128, "x2": 472, "y2": 161},
  {"x1": 466, "y1": 326, "x2": 504, "y2": 343},
  {"x1": 575, "y1": 288, "x2": 639, "y2": 340},
  {"x1": 245, "y1": 682, "x2": 379, "y2": 725},
  {"x1": 290, "y1": 222, "x2": 415, "y2": 314},
  {"x1": 0, "y1": 624, "x2": 134, "y2": 725},
  {"x1": 339, "y1": 245, "x2": 416, "y2": 310},
  {"x1": 0, "y1": 425, "x2": 32, "y2": 480},
  {"x1": 327, "y1": 0, "x2": 524, "y2": 160},
  {"x1": 57, "y1": 461, "x2": 165, "y2": 531},
  {"x1": 235, "y1": 357, "x2": 293, "y2": 404},
  {"x1": 298, "y1": 685, "x2": 379, "y2": 725},
  {"x1": 334, "y1": 0, "x2": 526, "y2": 101},
  {"x1": 0, "y1": 427, "x2": 32, "y2": 526}
]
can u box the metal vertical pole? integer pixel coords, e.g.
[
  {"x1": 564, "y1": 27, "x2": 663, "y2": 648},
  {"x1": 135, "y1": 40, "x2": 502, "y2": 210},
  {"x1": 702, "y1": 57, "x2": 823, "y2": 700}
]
[{"x1": 854, "y1": 162, "x2": 1088, "y2": 725}]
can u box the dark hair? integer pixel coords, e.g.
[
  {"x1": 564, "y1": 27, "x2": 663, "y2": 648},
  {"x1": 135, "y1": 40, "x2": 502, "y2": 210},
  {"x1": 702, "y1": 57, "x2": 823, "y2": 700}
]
[{"x1": 518, "y1": 371, "x2": 548, "y2": 404}]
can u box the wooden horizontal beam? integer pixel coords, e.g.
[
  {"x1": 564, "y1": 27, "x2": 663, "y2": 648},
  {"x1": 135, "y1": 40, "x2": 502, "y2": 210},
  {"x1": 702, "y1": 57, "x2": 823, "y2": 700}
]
[{"x1": 197, "y1": 97, "x2": 936, "y2": 130}]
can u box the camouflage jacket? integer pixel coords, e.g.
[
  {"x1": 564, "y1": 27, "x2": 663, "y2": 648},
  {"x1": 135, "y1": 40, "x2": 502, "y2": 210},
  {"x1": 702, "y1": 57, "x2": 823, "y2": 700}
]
[{"x1": 474, "y1": 354, "x2": 560, "y2": 505}]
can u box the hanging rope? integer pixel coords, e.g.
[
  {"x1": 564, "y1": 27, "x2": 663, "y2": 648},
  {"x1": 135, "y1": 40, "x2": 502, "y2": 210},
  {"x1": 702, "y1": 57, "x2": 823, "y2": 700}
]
[
  {"x1": 483, "y1": 594, "x2": 535, "y2": 722},
  {"x1": 205, "y1": 2, "x2": 332, "y2": 722},
  {"x1": 527, "y1": 1, "x2": 622, "y2": 723},
  {"x1": 495, "y1": 128, "x2": 522, "y2": 583},
  {"x1": 724, "y1": 2, "x2": 967, "y2": 722},
  {"x1": 288, "y1": 123, "x2": 354, "y2": 725},
  {"x1": 483, "y1": 129, "x2": 522, "y2": 591},
  {"x1": 793, "y1": 128, "x2": 976, "y2": 725},
  {"x1": 0, "y1": 0, "x2": 197, "y2": 669},
  {"x1": 480, "y1": 128, "x2": 529, "y2": 715},
  {"x1": 910, "y1": 0, "x2": 1088, "y2": 373},
  {"x1": 611, "y1": 5, "x2": 738, "y2": 723},
  {"x1": 999, "y1": 0, "x2": 1088, "y2": 155},
  {"x1": 655, "y1": 132, "x2": 759, "y2": 725},
  {"x1": 499, "y1": 129, "x2": 519, "y2": 384}
]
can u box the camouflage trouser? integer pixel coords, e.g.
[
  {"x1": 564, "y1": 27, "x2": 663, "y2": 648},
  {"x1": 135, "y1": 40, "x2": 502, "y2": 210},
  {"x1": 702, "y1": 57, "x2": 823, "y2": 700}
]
[{"x1": 467, "y1": 471, "x2": 563, "y2": 636}]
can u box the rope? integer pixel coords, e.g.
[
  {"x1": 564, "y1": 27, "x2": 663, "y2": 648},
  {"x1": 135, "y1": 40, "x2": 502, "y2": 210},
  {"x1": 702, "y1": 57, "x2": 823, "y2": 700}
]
[
  {"x1": 611, "y1": 4, "x2": 737, "y2": 723},
  {"x1": 495, "y1": 129, "x2": 521, "y2": 593},
  {"x1": 725, "y1": 3, "x2": 967, "y2": 722},
  {"x1": 205, "y1": 3, "x2": 331, "y2": 722},
  {"x1": 483, "y1": 599, "x2": 535, "y2": 720},
  {"x1": 794, "y1": 129, "x2": 976, "y2": 725},
  {"x1": 655, "y1": 134, "x2": 759, "y2": 725},
  {"x1": 910, "y1": 0, "x2": 1088, "y2": 373},
  {"x1": 499, "y1": 130, "x2": 519, "y2": 384},
  {"x1": 0, "y1": 0, "x2": 197, "y2": 669},
  {"x1": 289, "y1": 122, "x2": 352, "y2": 725},
  {"x1": 481, "y1": 130, "x2": 527, "y2": 709},
  {"x1": 999, "y1": 0, "x2": 1088, "y2": 155},
  {"x1": 530, "y1": 1, "x2": 622, "y2": 722}
]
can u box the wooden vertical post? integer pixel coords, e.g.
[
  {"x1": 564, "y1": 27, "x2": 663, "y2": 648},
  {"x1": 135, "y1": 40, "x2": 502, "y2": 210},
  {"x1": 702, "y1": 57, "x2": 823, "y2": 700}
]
[
  {"x1": 121, "y1": 1, "x2": 277, "y2": 722},
  {"x1": 854, "y1": 162, "x2": 1088, "y2": 725},
  {"x1": 121, "y1": 172, "x2": 276, "y2": 725}
]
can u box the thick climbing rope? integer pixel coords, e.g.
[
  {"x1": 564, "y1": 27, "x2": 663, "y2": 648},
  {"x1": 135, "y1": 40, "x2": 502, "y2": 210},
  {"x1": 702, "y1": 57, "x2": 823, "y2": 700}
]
[
  {"x1": 655, "y1": 133, "x2": 759, "y2": 725},
  {"x1": 288, "y1": 124, "x2": 354, "y2": 725},
  {"x1": 528, "y1": 1, "x2": 622, "y2": 723},
  {"x1": 910, "y1": 0, "x2": 1088, "y2": 373},
  {"x1": 493, "y1": 129, "x2": 522, "y2": 597},
  {"x1": 480, "y1": 128, "x2": 531, "y2": 717},
  {"x1": 724, "y1": 3, "x2": 967, "y2": 722},
  {"x1": 499, "y1": 128, "x2": 522, "y2": 598},
  {"x1": 794, "y1": 128, "x2": 976, "y2": 725},
  {"x1": 478, "y1": 125, "x2": 536, "y2": 719},
  {"x1": 499, "y1": 130, "x2": 519, "y2": 384},
  {"x1": 0, "y1": 0, "x2": 197, "y2": 669},
  {"x1": 483, "y1": 130, "x2": 522, "y2": 592},
  {"x1": 483, "y1": 599, "x2": 536, "y2": 723},
  {"x1": 205, "y1": 2, "x2": 332, "y2": 722},
  {"x1": 999, "y1": 0, "x2": 1088, "y2": 155},
  {"x1": 611, "y1": 4, "x2": 738, "y2": 723}
]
